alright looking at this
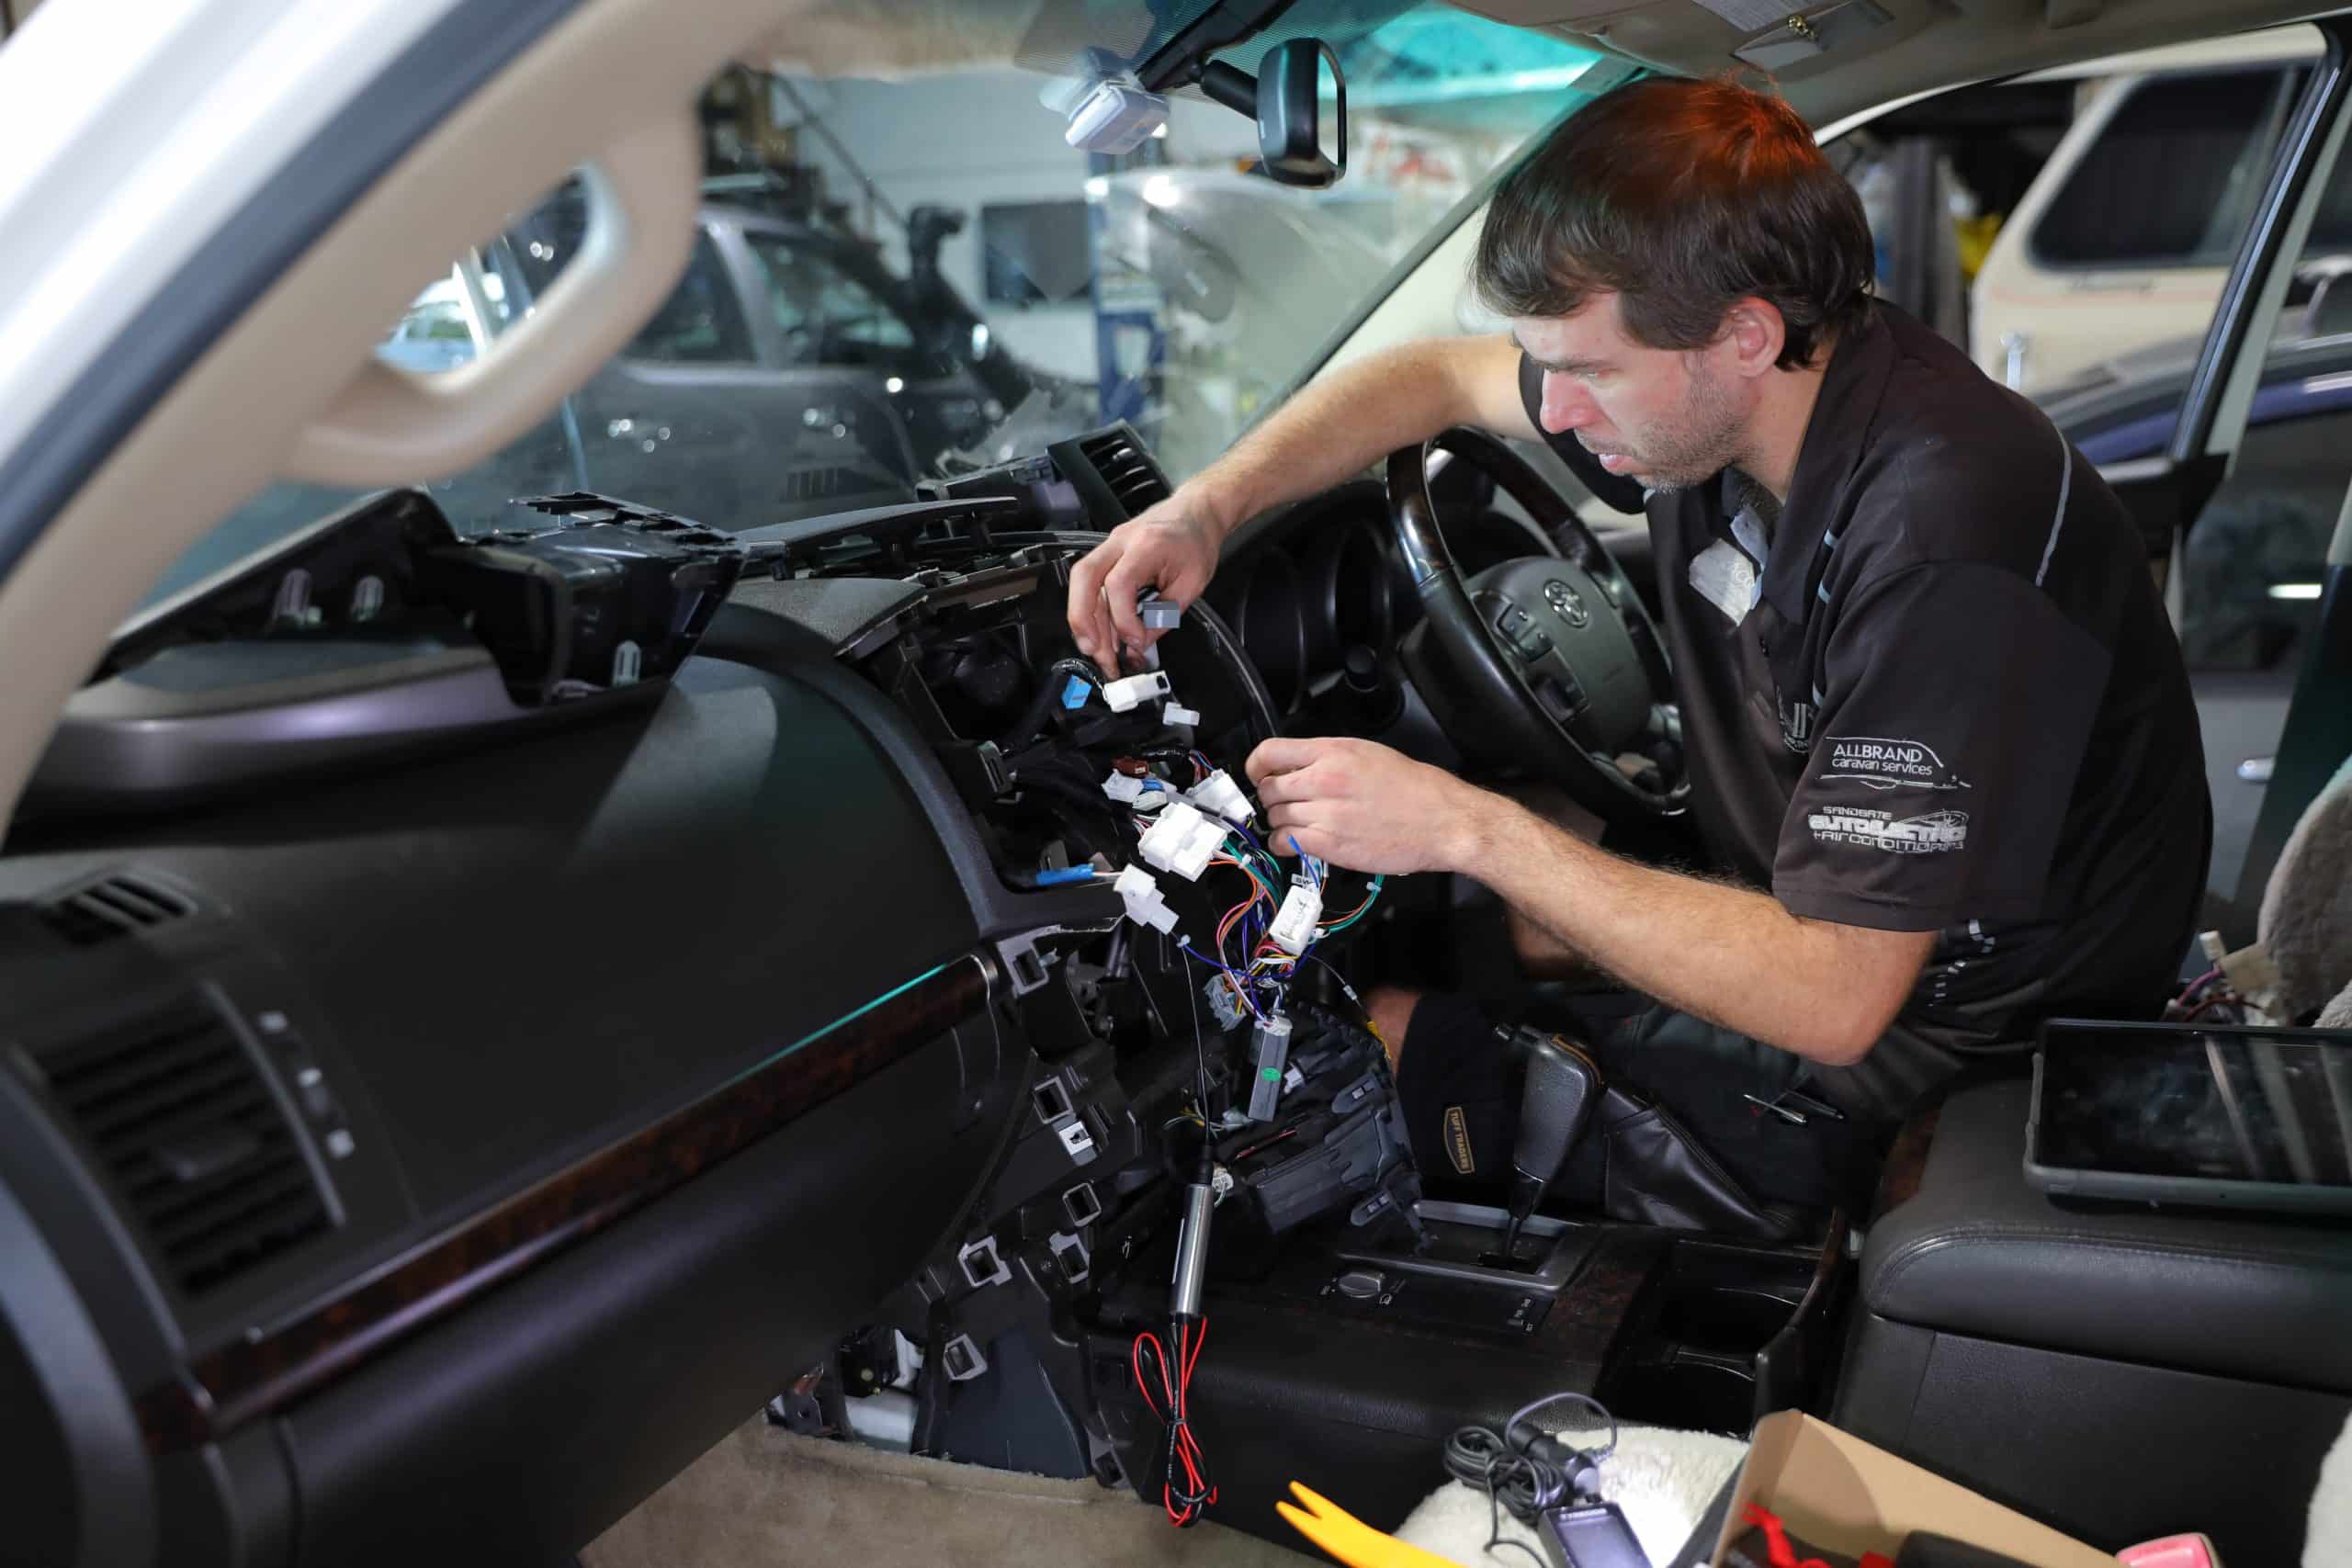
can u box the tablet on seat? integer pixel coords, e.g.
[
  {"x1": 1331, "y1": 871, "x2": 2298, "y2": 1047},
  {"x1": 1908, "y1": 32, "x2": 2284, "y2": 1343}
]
[{"x1": 2027, "y1": 1020, "x2": 2352, "y2": 1216}]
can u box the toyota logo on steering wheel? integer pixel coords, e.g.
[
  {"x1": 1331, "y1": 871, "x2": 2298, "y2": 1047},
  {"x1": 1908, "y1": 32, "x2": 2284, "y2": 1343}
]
[{"x1": 1543, "y1": 579, "x2": 1589, "y2": 628}]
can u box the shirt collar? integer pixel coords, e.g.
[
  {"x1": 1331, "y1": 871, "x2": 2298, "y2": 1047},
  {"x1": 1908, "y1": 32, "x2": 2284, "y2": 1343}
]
[{"x1": 1757, "y1": 301, "x2": 1898, "y2": 624}]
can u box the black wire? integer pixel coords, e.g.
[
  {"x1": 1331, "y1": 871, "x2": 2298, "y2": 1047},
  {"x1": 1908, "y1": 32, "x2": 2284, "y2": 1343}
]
[
  {"x1": 1508, "y1": 1390, "x2": 1618, "y2": 1461},
  {"x1": 1442, "y1": 1392, "x2": 1617, "y2": 1566},
  {"x1": 1441, "y1": 1427, "x2": 1552, "y2": 1568},
  {"x1": 1136, "y1": 1326, "x2": 1214, "y2": 1524},
  {"x1": 1172, "y1": 931, "x2": 1215, "y2": 1120}
]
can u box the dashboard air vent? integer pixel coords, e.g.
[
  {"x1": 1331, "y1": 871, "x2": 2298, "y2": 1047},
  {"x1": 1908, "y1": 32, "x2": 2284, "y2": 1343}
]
[
  {"x1": 782, "y1": 466, "x2": 862, "y2": 504},
  {"x1": 40, "y1": 874, "x2": 195, "y2": 946},
  {"x1": 32, "y1": 998, "x2": 330, "y2": 1295},
  {"x1": 1076, "y1": 427, "x2": 1171, "y2": 518}
]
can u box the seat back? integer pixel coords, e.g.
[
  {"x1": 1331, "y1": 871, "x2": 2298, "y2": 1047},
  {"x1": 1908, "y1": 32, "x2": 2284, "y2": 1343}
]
[{"x1": 2258, "y1": 755, "x2": 2352, "y2": 1021}]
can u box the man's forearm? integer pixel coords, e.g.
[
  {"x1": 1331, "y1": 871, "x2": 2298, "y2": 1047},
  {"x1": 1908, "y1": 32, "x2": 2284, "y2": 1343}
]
[
  {"x1": 1185, "y1": 339, "x2": 1484, "y2": 537},
  {"x1": 1453, "y1": 799, "x2": 1921, "y2": 1065}
]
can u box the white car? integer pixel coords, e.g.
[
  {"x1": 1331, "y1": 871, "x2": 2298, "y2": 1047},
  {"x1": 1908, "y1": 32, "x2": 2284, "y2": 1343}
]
[{"x1": 1967, "y1": 28, "x2": 2331, "y2": 391}]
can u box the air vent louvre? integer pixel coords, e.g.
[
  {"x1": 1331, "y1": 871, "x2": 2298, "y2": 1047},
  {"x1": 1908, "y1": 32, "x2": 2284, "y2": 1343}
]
[
  {"x1": 35, "y1": 998, "x2": 329, "y2": 1295},
  {"x1": 1076, "y1": 428, "x2": 1172, "y2": 519},
  {"x1": 783, "y1": 466, "x2": 857, "y2": 503},
  {"x1": 40, "y1": 873, "x2": 195, "y2": 946}
]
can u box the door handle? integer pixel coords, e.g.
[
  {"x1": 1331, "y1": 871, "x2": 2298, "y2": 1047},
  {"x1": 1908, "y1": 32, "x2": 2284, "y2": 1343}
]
[{"x1": 2238, "y1": 756, "x2": 2275, "y2": 784}]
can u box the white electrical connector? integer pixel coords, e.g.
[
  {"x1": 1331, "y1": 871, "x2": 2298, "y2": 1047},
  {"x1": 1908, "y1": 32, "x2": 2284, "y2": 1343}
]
[
  {"x1": 1163, "y1": 701, "x2": 1201, "y2": 728},
  {"x1": 1137, "y1": 799, "x2": 1224, "y2": 881},
  {"x1": 1186, "y1": 768, "x2": 1253, "y2": 825},
  {"x1": 1101, "y1": 671, "x2": 1172, "y2": 713},
  {"x1": 1102, "y1": 770, "x2": 1170, "y2": 811},
  {"x1": 1267, "y1": 877, "x2": 1324, "y2": 955},
  {"x1": 1114, "y1": 864, "x2": 1181, "y2": 933}
]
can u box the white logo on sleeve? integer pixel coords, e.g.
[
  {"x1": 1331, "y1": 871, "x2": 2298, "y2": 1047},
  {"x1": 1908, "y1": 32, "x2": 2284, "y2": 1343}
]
[
  {"x1": 1807, "y1": 806, "x2": 1970, "y2": 853},
  {"x1": 1820, "y1": 737, "x2": 1971, "y2": 792}
]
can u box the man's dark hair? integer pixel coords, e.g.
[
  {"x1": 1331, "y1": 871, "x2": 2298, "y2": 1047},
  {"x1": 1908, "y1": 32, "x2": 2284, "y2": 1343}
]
[{"x1": 1473, "y1": 76, "x2": 1874, "y2": 370}]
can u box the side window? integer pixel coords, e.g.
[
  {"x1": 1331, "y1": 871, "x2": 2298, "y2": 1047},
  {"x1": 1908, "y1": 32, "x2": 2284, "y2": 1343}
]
[
  {"x1": 376, "y1": 276, "x2": 483, "y2": 374},
  {"x1": 624, "y1": 233, "x2": 756, "y2": 365},
  {"x1": 2178, "y1": 404, "x2": 2337, "y2": 675},
  {"x1": 740, "y1": 232, "x2": 921, "y2": 367},
  {"x1": 2031, "y1": 68, "x2": 2290, "y2": 269}
]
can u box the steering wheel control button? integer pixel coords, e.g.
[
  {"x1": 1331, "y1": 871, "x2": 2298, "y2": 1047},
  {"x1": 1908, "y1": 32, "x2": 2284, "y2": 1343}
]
[
  {"x1": 1533, "y1": 673, "x2": 1588, "y2": 724},
  {"x1": 1510, "y1": 626, "x2": 1553, "y2": 662},
  {"x1": 1336, "y1": 1268, "x2": 1385, "y2": 1300},
  {"x1": 1542, "y1": 579, "x2": 1589, "y2": 627}
]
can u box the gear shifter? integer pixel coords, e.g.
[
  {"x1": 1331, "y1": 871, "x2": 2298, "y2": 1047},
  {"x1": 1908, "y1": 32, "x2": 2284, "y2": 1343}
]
[{"x1": 1501, "y1": 1029, "x2": 1600, "y2": 1262}]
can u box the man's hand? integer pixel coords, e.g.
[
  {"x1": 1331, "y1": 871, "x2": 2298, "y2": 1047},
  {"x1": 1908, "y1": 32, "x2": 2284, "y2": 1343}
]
[
  {"x1": 1065, "y1": 491, "x2": 1224, "y2": 675},
  {"x1": 1246, "y1": 736, "x2": 1498, "y2": 875}
]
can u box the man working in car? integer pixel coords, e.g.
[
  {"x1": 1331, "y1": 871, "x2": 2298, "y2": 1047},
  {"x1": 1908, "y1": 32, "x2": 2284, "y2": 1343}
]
[{"x1": 1065, "y1": 76, "x2": 2211, "y2": 1213}]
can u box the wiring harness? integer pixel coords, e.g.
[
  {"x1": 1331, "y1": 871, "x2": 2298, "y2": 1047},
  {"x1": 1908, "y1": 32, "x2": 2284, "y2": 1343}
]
[
  {"x1": 1131, "y1": 1319, "x2": 1216, "y2": 1526},
  {"x1": 1154, "y1": 754, "x2": 1385, "y2": 1025}
]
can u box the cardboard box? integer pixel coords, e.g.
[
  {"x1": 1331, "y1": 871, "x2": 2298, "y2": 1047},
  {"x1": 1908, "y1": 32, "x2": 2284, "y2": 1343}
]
[{"x1": 1713, "y1": 1414, "x2": 2115, "y2": 1567}]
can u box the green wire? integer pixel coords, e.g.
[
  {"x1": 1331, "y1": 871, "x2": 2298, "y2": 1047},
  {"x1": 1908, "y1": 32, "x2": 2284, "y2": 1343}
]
[
  {"x1": 1316, "y1": 874, "x2": 1385, "y2": 936},
  {"x1": 1223, "y1": 835, "x2": 1284, "y2": 900}
]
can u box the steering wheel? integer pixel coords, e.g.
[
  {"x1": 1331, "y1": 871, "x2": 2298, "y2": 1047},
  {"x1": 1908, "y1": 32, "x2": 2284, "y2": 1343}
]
[{"x1": 1388, "y1": 427, "x2": 1689, "y2": 824}]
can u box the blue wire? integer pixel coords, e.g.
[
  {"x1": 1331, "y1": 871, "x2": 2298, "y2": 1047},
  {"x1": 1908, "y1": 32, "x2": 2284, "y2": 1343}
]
[{"x1": 1180, "y1": 940, "x2": 1264, "y2": 1021}]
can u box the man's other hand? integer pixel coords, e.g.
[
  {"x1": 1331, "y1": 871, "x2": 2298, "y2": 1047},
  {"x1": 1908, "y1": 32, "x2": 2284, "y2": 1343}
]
[
  {"x1": 1247, "y1": 736, "x2": 1493, "y2": 875},
  {"x1": 1065, "y1": 492, "x2": 1222, "y2": 675}
]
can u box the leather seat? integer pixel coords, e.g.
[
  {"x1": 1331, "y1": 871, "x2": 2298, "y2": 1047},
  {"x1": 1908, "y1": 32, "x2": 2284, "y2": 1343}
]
[
  {"x1": 1836, "y1": 1077, "x2": 2352, "y2": 1561},
  {"x1": 1861, "y1": 1077, "x2": 2352, "y2": 1393}
]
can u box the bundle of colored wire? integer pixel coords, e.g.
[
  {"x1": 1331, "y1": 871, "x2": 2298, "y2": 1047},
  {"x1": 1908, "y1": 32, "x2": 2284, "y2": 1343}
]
[
  {"x1": 1132, "y1": 1322, "x2": 1216, "y2": 1526},
  {"x1": 2166, "y1": 964, "x2": 2247, "y2": 1023}
]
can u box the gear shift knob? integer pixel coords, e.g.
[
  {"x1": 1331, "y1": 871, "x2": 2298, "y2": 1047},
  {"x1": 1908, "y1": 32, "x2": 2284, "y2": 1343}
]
[{"x1": 1503, "y1": 1028, "x2": 1599, "y2": 1258}]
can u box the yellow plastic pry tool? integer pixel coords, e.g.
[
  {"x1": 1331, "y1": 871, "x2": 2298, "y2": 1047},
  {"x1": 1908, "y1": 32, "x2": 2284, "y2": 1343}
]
[{"x1": 1275, "y1": 1481, "x2": 1467, "y2": 1568}]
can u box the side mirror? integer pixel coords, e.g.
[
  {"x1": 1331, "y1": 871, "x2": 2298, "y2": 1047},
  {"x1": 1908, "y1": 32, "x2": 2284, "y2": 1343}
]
[{"x1": 1200, "y1": 38, "x2": 1346, "y2": 189}]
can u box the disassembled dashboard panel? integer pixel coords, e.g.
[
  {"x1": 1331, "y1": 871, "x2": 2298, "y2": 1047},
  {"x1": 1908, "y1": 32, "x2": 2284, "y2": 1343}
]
[{"x1": 34, "y1": 489, "x2": 751, "y2": 811}]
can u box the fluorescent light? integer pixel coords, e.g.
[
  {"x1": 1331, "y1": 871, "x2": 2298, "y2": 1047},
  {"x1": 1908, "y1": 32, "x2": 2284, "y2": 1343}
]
[
  {"x1": 1083, "y1": 175, "x2": 1109, "y2": 200},
  {"x1": 1142, "y1": 174, "x2": 1180, "y2": 209},
  {"x1": 1151, "y1": 122, "x2": 1168, "y2": 138},
  {"x1": 884, "y1": 376, "x2": 904, "y2": 394},
  {"x1": 2269, "y1": 582, "x2": 2324, "y2": 600}
]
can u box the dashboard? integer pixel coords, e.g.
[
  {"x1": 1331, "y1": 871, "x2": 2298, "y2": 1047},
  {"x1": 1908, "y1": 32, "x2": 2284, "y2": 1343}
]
[
  {"x1": 0, "y1": 415, "x2": 1677, "y2": 1568},
  {"x1": 0, "y1": 422, "x2": 1426, "y2": 1568}
]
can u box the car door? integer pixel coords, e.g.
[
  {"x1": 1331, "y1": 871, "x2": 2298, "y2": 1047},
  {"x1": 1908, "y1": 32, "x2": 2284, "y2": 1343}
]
[
  {"x1": 2090, "y1": 18, "x2": 2352, "y2": 919},
  {"x1": 716, "y1": 219, "x2": 961, "y2": 483},
  {"x1": 496, "y1": 198, "x2": 921, "y2": 529}
]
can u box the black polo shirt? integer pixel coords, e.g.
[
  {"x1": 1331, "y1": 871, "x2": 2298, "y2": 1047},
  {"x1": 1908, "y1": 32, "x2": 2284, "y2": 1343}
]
[{"x1": 1518, "y1": 301, "x2": 2211, "y2": 1120}]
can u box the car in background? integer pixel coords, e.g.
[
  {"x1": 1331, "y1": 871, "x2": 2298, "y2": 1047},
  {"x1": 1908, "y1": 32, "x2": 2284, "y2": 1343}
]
[
  {"x1": 1968, "y1": 28, "x2": 2352, "y2": 392},
  {"x1": 151, "y1": 189, "x2": 1094, "y2": 604}
]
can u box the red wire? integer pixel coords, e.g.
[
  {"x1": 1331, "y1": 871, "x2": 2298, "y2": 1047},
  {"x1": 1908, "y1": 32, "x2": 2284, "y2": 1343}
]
[{"x1": 1131, "y1": 1321, "x2": 1216, "y2": 1525}]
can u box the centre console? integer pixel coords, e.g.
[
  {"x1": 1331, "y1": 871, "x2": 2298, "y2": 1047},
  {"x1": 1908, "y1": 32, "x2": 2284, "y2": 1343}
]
[{"x1": 1836, "y1": 1078, "x2": 2352, "y2": 1564}]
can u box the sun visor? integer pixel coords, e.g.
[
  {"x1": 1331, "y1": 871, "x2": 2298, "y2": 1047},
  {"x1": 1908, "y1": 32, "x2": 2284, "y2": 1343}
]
[{"x1": 743, "y1": 0, "x2": 1050, "y2": 79}]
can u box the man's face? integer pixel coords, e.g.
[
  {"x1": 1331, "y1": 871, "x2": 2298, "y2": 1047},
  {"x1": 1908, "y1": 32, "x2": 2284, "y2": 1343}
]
[{"x1": 1513, "y1": 295, "x2": 1746, "y2": 493}]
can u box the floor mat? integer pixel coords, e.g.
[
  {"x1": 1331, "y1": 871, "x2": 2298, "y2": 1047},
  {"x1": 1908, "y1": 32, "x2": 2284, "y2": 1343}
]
[{"x1": 582, "y1": 1416, "x2": 1321, "y2": 1567}]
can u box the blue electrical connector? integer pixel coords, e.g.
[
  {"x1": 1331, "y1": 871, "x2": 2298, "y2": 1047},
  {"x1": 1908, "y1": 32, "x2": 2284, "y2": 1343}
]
[
  {"x1": 1031, "y1": 864, "x2": 1097, "y2": 887},
  {"x1": 1061, "y1": 674, "x2": 1092, "y2": 710}
]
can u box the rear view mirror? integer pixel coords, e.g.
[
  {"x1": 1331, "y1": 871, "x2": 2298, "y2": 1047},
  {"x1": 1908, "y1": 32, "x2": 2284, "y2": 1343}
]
[{"x1": 1200, "y1": 38, "x2": 1346, "y2": 189}]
